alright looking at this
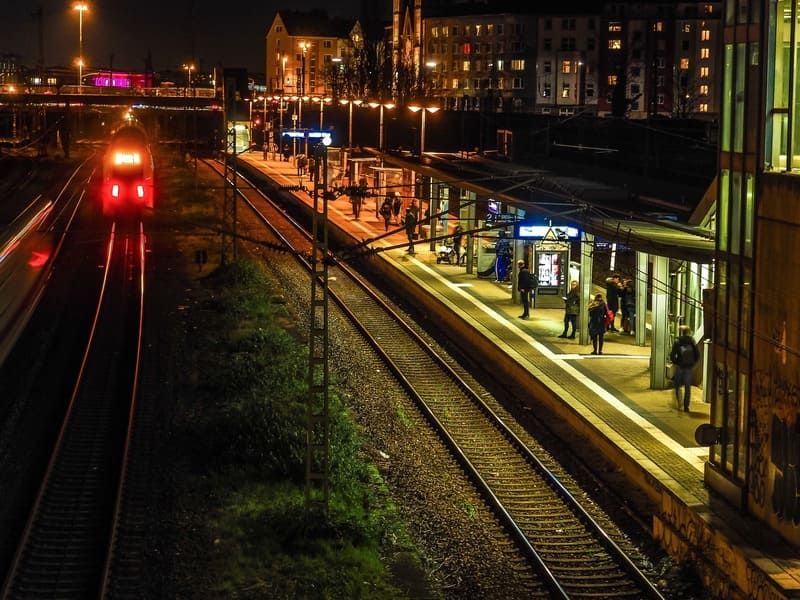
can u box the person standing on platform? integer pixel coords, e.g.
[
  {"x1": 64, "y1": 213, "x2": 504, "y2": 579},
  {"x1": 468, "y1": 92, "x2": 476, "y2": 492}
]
[
  {"x1": 670, "y1": 325, "x2": 700, "y2": 412},
  {"x1": 620, "y1": 278, "x2": 636, "y2": 334},
  {"x1": 588, "y1": 293, "x2": 608, "y2": 354},
  {"x1": 379, "y1": 196, "x2": 393, "y2": 231},
  {"x1": 453, "y1": 224, "x2": 464, "y2": 264},
  {"x1": 605, "y1": 273, "x2": 622, "y2": 332},
  {"x1": 517, "y1": 260, "x2": 532, "y2": 319},
  {"x1": 559, "y1": 280, "x2": 580, "y2": 339},
  {"x1": 404, "y1": 206, "x2": 418, "y2": 253}
]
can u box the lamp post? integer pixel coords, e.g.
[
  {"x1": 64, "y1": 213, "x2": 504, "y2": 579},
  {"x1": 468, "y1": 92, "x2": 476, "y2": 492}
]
[
  {"x1": 368, "y1": 101, "x2": 395, "y2": 151},
  {"x1": 408, "y1": 102, "x2": 440, "y2": 155},
  {"x1": 340, "y1": 98, "x2": 363, "y2": 155},
  {"x1": 73, "y1": 3, "x2": 89, "y2": 88},
  {"x1": 183, "y1": 63, "x2": 195, "y2": 97},
  {"x1": 312, "y1": 96, "x2": 331, "y2": 131}
]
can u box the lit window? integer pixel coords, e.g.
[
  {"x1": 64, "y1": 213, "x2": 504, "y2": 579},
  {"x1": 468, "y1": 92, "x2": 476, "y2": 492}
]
[
  {"x1": 451, "y1": 78, "x2": 459, "y2": 89},
  {"x1": 562, "y1": 60, "x2": 572, "y2": 74},
  {"x1": 699, "y1": 103, "x2": 708, "y2": 112},
  {"x1": 701, "y1": 29, "x2": 710, "y2": 41},
  {"x1": 496, "y1": 59, "x2": 504, "y2": 69},
  {"x1": 462, "y1": 61, "x2": 470, "y2": 71},
  {"x1": 463, "y1": 43, "x2": 471, "y2": 54},
  {"x1": 511, "y1": 59, "x2": 525, "y2": 70},
  {"x1": 681, "y1": 58, "x2": 690, "y2": 69},
  {"x1": 608, "y1": 75, "x2": 617, "y2": 85},
  {"x1": 609, "y1": 22, "x2": 622, "y2": 32},
  {"x1": 475, "y1": 24, "x2": 481, "y2": 36},
  {"x1": 683, "y1": 24, "x2": 692, "y2": 33},
  {"x1": 653, "y1": 21, "x2": 663, "y2": 32},
  {"x1": 704, "y1": 4, "x2": 713, "y2": 13},
  {"x1": 700, "y1": 84, "x2": 709, "y2": 95},
  {"x1": 701, "y1": 47, "x2": 710, "y2": 59},
  {"x1": 432, "y1": 27, "x2": 439, "y2": 38},
  {"x1": 700, "y1": 66, "x2": 710, "y2": 77},
  {"x1": 609, "y1": 39, "x2": 622, "y2": 50},
  {"x1": 562, "y1": 82, "x2": 570, "y2": 98}
]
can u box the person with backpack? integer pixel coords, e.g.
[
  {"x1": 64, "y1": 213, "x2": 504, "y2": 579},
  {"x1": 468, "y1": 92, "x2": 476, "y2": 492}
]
[
  {"x1": 588, "y1": 293, "x2": 608, "y2": 355},
  {"x1": 670, "y1": 325, "x2": 700, "y2": 412},
  {"x1": 517, "y1": 259, "x2": 533, "y2": 319},
  {"x1": 558, "y1": 280, "x2": 580, "y2": 339}
]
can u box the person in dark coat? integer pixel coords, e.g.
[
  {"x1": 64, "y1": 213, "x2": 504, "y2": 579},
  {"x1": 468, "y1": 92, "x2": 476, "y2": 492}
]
[
  {"x1": 559, "y1": 280, "x2": 580, "y2": 339},
  {"x1": 379, "y1": 196, "x2": 393, "y2": 231},
  {"x1": 404, "y1": 207, "x2": 418, "y2": 253},
  {"x1": 517, "y1": 259, "x2": 532, "y2": 319},
  {"x1": 620, "y1": 278, "x2": 636, "y2": 334},
  {"x1": 392, "y1": 192, "x2": 402, "y2": 225},
  {"x1": 670, "y1": 325, "x2": 701, "y2": 412},
  {"x1": 588, "y1": 293, "x2": 608, "y2": 354},
  {"x1": 605, "y1": 274, "x2": 622, "y2": 332}
]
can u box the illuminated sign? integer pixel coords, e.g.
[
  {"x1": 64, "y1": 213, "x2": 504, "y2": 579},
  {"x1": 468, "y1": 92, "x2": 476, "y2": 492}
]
[{"x1": 516, "y1": 224, "x2": 580, "y2": 240}]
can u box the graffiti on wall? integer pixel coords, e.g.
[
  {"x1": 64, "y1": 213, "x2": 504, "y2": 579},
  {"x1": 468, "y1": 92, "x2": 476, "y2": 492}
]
[{"x1": 751, "y1": 322, "x2": 800, "y2": 524}]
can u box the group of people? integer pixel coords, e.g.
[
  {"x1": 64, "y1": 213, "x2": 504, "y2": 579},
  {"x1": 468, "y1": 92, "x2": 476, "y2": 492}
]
[{"x1": 550, "y1": 273, "x2": 700, "y2": 411}]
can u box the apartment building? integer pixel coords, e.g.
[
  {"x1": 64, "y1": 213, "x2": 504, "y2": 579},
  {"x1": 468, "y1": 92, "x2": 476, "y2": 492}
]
[
  {"x1": 535, "y1": 13, "x2": 600, "y2": 116},
  {"x1": 265, "y1": 10, "x2": 359, "y2": 96},
  {"x1": 422, "y1": 12, "x2": 537, "y2": 112}
]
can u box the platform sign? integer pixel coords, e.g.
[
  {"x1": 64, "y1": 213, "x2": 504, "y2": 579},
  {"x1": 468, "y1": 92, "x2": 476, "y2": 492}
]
[
  {"x1": 485, "y1": 213, "x2": 518, "y2": 226},
  {"x1": 593, "y1": 237, "x2": 628, "y2": 251},
  {"x1": 516, "y1": 223, "x2": 580, "y2": 240}
]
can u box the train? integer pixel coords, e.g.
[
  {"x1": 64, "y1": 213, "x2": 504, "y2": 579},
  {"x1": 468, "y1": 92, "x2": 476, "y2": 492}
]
[{"x1": 101, "y1": 124, "x2": 154, "y2": 218}]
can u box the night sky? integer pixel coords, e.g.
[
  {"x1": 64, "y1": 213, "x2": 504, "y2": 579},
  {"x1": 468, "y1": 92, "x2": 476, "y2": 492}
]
[{"x1": 0, "y1": 0, "x2": 363, "y2": 75}]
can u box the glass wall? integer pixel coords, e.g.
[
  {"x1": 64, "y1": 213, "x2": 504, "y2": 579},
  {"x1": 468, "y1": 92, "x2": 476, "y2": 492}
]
[{"x1": 766, "y1": 0, "x2": 800, "y2": 171}]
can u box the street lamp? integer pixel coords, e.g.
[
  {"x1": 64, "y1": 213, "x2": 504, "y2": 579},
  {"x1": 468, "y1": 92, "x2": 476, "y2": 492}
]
[
  {"x1": 312, "y1": 96, "x2": 332, "y2": 131},
  {"x1": 368, "y1": 101, "x2": 395, "y2": 151},
  {"x1": 339, "y1": 98, "x2": 363, "y2": 154},
  {"x1": 408, "y1": 102, "x2": 440, "y2": 155},
  {"x1": 73, "y1": 3, "x2": 89, "y2": 88},
  {"x1": 183, "y1": 63, "x2": 195, "y2": 97}
]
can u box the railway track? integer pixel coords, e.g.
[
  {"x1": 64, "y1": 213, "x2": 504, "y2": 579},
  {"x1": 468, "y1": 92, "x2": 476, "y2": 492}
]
[
  {"x1": 1, "y1": 223, "x2": 147, "y2": 600},
  {"x1": 211, "y1": 158, "x2": 667, "y2": 599}
]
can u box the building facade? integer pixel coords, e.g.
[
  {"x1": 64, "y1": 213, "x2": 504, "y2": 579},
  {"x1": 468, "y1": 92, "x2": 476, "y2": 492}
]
[
  {"x1": 265, "y1": 10, "x2": 359, "y2": 97},
  {"x1": 709, "y1": 0, "x2": 800, "y2": 550}
]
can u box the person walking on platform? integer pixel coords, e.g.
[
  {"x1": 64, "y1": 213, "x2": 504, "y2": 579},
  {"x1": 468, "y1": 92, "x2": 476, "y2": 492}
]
[
  {"x1": 588, "y1": 293, "x2": 608, "y2": 354},
  {"x1": 605, "y1": 273, "x2": 622, "y2": 332},
  {"x1": 517, "y1": 260, "x2": 533, "y2": 319},
  {"x1": 670, "y1": 325, "x2": 700, "y2": 412},
  {"x1": 379, "y1": 196, "x2": 393, "y2": 231},
  {"x1": 404, "y1": 206, "x2": 418, "y2": 253},
  {"x1": 453, "y1": 224, "x2": 464, "y2": 264},
  {"x1": 559, "y1": 280, "x2": 580, "y2": 338},
  {"x1": 392, "y1": 192, "x2": 402, "y2": 225}
]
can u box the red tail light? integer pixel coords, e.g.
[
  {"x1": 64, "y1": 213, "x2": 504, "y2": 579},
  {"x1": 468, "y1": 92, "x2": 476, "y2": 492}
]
[
  {"x1": 111, "y1": 184, "x2": 120, "y2": 198},
  {"x1": 136, "y1": 184, "x2": 145, "y2": 198}
]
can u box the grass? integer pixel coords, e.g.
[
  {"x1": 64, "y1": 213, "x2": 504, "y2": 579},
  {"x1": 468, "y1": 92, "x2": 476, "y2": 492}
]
[{"x1": 163, "y1": 153, "x2": 434, "y2": 599}]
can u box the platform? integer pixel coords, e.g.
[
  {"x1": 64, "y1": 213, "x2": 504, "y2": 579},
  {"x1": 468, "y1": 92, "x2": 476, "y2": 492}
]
[{"x1": 236, "y1": 150, "x2": 800, "y2": 599}]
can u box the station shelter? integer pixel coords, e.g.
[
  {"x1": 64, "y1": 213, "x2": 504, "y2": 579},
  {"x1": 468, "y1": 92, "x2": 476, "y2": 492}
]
[{"x1": 374, "y1": 151, "x2": 715, "y2": 394}]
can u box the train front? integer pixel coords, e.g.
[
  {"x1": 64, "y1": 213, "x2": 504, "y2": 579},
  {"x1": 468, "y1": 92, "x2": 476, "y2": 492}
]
[{"x1": 102, "y1": 125, "x2": 154, "y2": 219}]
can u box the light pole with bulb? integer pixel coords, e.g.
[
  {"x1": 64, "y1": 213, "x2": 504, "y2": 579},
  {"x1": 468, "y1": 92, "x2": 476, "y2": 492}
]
[
  {"x1": 73, "y1": 3, "x2": 89, "y2": 88},
  {"x1": 183, "y1": 63, "x2": 195, "y2": 97},
  {"x1": 312, "y1": 96, "x2": 332, "y2": 131},
  {"x1": 339, "y1": 98, "x2": 362, "y2": 155},
  {"x1": 368, "y1": 101, "x2": 395, "y2": 151},
  {"x1": 408, "y1": 102, "x2": 440, "y2": 155}
]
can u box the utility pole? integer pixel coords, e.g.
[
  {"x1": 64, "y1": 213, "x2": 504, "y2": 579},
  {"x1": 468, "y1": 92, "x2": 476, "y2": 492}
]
[{"x1": 306, "y1": 141, "x2": 330, "y2": 512}]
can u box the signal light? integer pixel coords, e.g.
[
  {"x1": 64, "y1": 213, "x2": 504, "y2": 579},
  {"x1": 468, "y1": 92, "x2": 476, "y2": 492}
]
[
  {"x1": 136, "y1": 185, "x2": 145, "y2": 198},
  {"x1": 111, "y1": 184, "x2": 120, "y2": 198}
]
